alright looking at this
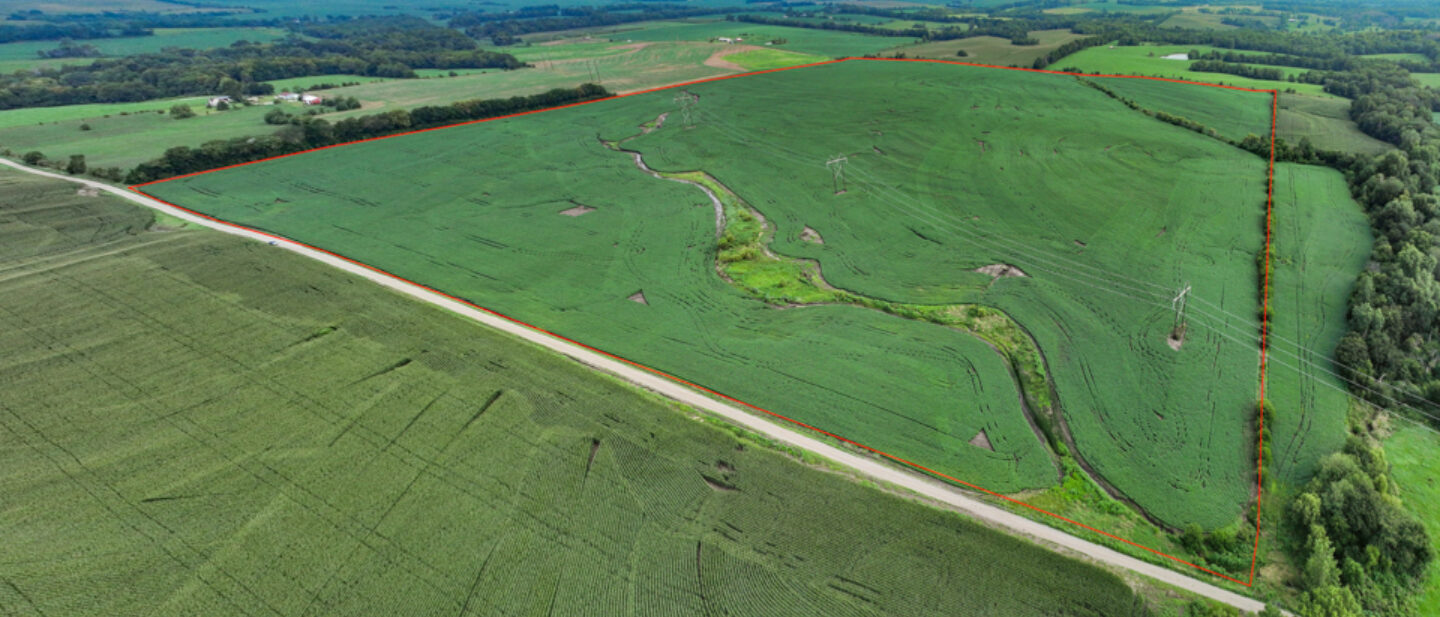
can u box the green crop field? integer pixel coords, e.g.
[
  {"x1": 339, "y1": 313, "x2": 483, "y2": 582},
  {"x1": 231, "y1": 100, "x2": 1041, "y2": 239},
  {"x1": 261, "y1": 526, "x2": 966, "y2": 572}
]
[
  {"x1": 1077, "y1": 75, "x2": 1274, "y2": 141},
  {"x1": 892, "y1": 29, "x2": 1087, "y2": 67},
  {"x1": 1388, "y1": 422, "x2": 1440, "y2": 616},
  {"x1": 1276, "y1": 93, "x2": 1393, "y2": 155},
  {"x1": 0, "y1": 167, "x2": 1152, "y2": 616},
  {"x1": 143, "y1": 59, "x2": 1305, "y2": 535},
  {"x1": 1050, "y1": 44, "x2": 1332, "y2": 96},
  {"x1": 1264, "y1": 164, "x2": 1371, "y2": 484},
  {"x1": 618, "y1": 20, "x2": 904, "y2": 58}
]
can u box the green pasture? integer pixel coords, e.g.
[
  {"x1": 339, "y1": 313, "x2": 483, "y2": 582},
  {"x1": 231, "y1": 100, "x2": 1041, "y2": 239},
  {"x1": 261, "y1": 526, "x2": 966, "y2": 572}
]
[
  {"x1": 618, "y1": 20, "x2": 904, "y2": 58},
  {"x1": 0, "y1": 27, "x2": 289, "y2": 71},
  {"x1": 262, "y1": 74, "x2": 389, "y2": 92},
  {"x1": 0, "y1": 42, "x2": 738, "y2": 171},
  {"x1": 0, "y1": 96, "x2": 205, "y2": 129},
  {"x1": 1412, "y1": 72, "x2": 1440, "y2": 89},
  {"x1": 1276, "y1": 93, "x2": 1392, "y2": 155},
  {"x1": 1158, "y1": 11, "x2": 1240, "y2": 30},
  {"x1": 1388, "y1": 421, "x2": 1440, "y2": 617},
  {"x1": 893, "y1": 29, "x2": 1087, "y2": 67},
  {"x1": 1050, "y1": 44, "x2": 1332, "y2": 96},
  {"x1": 1362, "y1": 52, "x2": 1430, "y2": 63},
  {"x1": 145, "y1": 60, "x2": 1304, "y2": 533},
  {"x1": 0, "y1": 167, "x2": 1152, "y2": 616},
  {"x1": 320, "y1": 42, "x2": 734, "y2": 114},
  {"x1": 0, "y1": 101, "x2": 300, "y2": 171}
]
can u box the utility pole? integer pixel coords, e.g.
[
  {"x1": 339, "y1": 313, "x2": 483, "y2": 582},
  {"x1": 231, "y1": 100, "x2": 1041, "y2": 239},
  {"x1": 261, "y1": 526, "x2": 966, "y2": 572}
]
[
  {"x1": 674, "y1": 91, "x2": 698, "y2": 128},
  {"x1": 826, "y1": 155, "x2": 848, "y2": 194}
]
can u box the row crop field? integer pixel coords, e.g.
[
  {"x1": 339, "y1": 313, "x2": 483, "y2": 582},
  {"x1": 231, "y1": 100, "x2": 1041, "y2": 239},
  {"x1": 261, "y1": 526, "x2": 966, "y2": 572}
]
[
  {"x1": 141, "y1": 59, "x2": 1295, "y2": 532},
  {"x1": 0, "y1": 168, "x2": 1152, "y2": 616}
]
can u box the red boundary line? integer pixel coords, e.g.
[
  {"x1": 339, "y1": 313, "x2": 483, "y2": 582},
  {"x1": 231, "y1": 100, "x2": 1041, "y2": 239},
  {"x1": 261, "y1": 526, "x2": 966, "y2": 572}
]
[{"x1": 128, "y1": 57, "x2": 1276, "y2": 587}]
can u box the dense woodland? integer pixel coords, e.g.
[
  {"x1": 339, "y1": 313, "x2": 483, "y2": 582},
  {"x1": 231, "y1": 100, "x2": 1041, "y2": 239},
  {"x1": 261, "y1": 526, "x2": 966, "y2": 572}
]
[{"x1": 0, "y1": 17, "x2": 522, "y2": 110}]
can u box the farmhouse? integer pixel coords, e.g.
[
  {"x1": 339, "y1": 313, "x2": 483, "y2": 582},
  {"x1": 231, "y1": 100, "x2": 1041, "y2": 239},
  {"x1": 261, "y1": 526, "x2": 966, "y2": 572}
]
[
  {"x1": 206, "y1": 96, "x2": 232, "y2": 108},
  {"x1": 302, "y1": 94, "x2": 323, "y2": 105},
  {"x1": 275, "y1": 91, "x2": 300, "y2": 102}
]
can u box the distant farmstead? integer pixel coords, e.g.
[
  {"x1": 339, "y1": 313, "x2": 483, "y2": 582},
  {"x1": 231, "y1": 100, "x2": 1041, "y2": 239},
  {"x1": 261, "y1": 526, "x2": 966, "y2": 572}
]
[
  {"x1": 206, "y1": 96, "x2": 232, "y2": 108},
  {"x1": 275, "y1": 91, "x2": 300, "y2": 102},
  {"x1": 302, "y1": 94, "x2": 323, "y2": 105}
]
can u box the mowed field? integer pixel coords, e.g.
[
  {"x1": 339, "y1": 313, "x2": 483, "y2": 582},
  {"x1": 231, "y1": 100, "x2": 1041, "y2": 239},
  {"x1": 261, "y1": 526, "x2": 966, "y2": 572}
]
[
  {"x1": 145, "y1": 59, "x2": 1290, "y2": 531},
  {"x1": 1050, "y1": 44, "x2": 1331, "y2": 96},
  {"x1": 891, "y1": 29, "x2": 1088, "y2": 67},
  {"x1": 0, "y1": 168, "x2": 1153, "y2": 617},
  {"x1": 617, "y1": 20, "x2": 903, "y2": 58}
]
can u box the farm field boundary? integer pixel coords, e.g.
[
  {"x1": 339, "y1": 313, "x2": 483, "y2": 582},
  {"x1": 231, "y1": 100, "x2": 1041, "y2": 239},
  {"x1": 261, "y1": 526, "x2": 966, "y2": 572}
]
[{"x1": 128, "y1": 57, "x2": 1279, "y2": 588}]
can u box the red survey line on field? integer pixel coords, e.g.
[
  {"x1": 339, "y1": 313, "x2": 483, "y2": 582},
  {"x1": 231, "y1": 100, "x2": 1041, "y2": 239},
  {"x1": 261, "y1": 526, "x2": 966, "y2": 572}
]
[{"x1": 129, "y1": 57, "x2": 1276, "y2": 587}]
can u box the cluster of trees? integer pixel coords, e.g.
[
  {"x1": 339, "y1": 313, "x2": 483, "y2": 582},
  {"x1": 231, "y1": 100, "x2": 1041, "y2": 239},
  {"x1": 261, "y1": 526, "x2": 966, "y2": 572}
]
[
  {"x1": 0, "y1": 20, "x2": 139, "y2": 43},
  {"x1": 36, "y1": 40, "x2": 102, "y2": 59},
  {"x1": 1289, "y1": 65, "x2": 1440, "y2": 412},
  {"x1": 0, "y1": 17, "x2": 523, "y2": 110},
  {"x1": 124, "y1": 84, "x2": 608, "y2": 185},
  {"x1": 1190, "y1": 49, "x2": 1358, "y2": 72},
  {"x1": 1288, "y1": 435, "x2": 1431, "y2": 616},
  {"x1": 1188, "y1": 59, "x2": 1290, "y2": 81},
  {"x1": 449, "y1": 4, "x2": 733, "y2": 44}
]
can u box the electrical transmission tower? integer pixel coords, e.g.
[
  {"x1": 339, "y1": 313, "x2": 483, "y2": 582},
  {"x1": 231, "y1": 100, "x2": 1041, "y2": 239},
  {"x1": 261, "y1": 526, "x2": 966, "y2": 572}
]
[
  {"x1": 674, "y1": 91, "x2": 698, "y2": 128},
  {"x1": 1171, "y1": 282, "x2": 1192, "y2": 328},
  {"x1": 826, "y1": 155, "x2": 848, "y2": 194}
]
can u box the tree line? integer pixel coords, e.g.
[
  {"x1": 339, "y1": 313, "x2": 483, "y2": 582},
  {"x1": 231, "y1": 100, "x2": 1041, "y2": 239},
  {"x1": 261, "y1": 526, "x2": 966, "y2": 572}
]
[
  {"x1": 0, "y1": 16, "x2": 523, "y2": 110},
  {"x1": 123, "y1": 84, "x2": 609, "y2": 185}
]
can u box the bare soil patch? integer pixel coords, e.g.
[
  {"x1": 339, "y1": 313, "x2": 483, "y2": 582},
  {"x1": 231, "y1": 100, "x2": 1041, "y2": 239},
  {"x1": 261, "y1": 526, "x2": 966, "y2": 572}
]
[
  {"x1": 801, "y1": 226, "x2": 824, "y2": 244},
  {"x1": 560, "y1": 204, "x2": 596, "y2": 216},
  {"x1": 975, "y1": 263, "x2": 1027, "y2": 278},
  {"x1": 1167, "y1": 324, "x2": 1186, "y2": 351},
  {"x1": 628, "y1": 290, "x2": 649, "y2": 305},
  {"x1": 969, "y1": 429, "x2": 995, "y2": 451},
  {"x1": 704, "y1": 44, "x2": 765, "y2": 71}
]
